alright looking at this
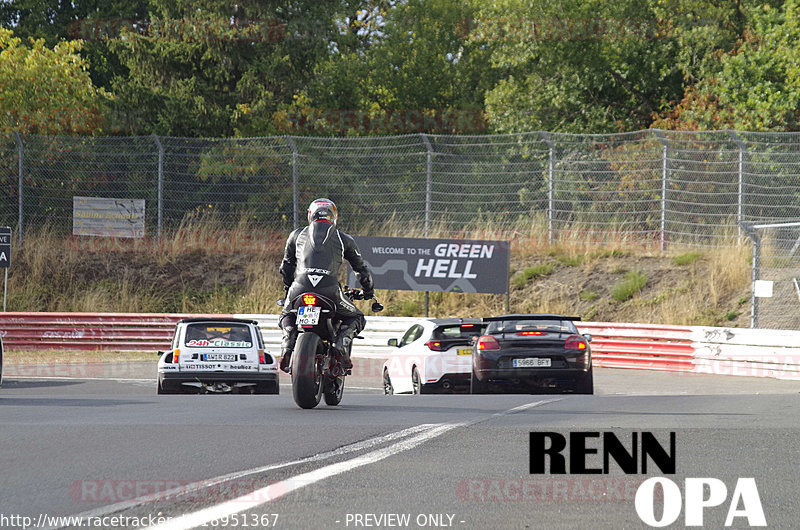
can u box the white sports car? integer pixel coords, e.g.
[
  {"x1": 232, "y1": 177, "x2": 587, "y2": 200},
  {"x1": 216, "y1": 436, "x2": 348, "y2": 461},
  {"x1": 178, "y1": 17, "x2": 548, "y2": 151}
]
[
  {"x1": 157, "y1": 318, "x2": 279, "y2": 394},
  {"x1": 382, "y1": 318, "x2": 485, "y2": 394}
]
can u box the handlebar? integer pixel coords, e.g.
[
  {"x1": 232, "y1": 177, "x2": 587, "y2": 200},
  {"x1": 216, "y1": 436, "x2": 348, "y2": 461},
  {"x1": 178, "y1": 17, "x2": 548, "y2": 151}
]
[
  {"x1": 344, "y1": 287, "x2": 384, "y2": 312},
  {"x1": 278, "y1": 287, "x2": 384, "y2": 313}
]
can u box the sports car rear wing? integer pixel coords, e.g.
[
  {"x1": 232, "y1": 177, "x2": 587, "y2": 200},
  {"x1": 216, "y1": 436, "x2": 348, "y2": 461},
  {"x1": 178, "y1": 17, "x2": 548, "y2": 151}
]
[{"x1": 482, "y1": 314, "x2": 581, "y2": 322}]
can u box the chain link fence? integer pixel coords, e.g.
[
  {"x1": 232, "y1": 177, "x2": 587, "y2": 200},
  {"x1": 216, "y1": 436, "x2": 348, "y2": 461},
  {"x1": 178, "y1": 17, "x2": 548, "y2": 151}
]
[
  {"x1": 4, "y1": 129, "x2": 800, "y2": 327},
  {"x1": 5, "y1": 129, "x2": 800, "y2": 244}
]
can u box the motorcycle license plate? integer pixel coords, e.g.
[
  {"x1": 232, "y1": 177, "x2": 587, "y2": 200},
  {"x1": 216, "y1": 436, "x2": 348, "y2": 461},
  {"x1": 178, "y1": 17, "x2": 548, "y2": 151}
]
[
  {"x1": 513, "y1": 357, "x2": 551, "y2": 368},
  {"x1": 297, "y1": 305, "x2": 321, "y2": 326}
]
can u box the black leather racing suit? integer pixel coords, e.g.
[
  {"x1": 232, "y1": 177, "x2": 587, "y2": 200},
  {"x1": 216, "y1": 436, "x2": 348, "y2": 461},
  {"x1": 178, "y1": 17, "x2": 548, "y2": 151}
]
[{"x1": 278, "y1": 221, "x2": 374, "y2": 369}]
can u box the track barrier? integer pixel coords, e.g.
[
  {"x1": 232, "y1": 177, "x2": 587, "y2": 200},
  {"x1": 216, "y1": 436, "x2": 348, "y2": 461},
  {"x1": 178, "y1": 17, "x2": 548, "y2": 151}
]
[{"x1": 0, "y1": 313, "x2": 798, "y2": 380}]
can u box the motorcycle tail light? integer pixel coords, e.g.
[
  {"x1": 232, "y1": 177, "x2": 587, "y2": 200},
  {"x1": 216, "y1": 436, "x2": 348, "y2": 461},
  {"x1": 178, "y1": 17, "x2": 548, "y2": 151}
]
[
  {"x1": 302, "y1": 293, "x2": 317, "y2": 306},
  {"x1": 565, "y1": 335, "x2": 587, "y2": 350},
  {"x1": 425, "y1": 340, "x2": 444, "y2": 351},
  {"x1": 477, "y1": 335, "x2": 500, "y2": 350}
]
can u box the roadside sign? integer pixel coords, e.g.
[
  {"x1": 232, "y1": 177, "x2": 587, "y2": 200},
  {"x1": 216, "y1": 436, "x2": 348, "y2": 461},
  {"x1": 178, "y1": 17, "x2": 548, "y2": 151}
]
[
  {"x1": 0, "y1": 226, "x2": 10, "y2": 268},
  {"x1": 348, "y1": 236, "x2": 510, "y2": 294}
]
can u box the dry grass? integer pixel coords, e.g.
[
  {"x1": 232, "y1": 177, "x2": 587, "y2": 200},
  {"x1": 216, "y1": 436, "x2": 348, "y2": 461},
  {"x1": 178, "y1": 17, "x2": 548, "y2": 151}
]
[{"x1": 4, "y1": 224, "x2": 753, "y2": 326}]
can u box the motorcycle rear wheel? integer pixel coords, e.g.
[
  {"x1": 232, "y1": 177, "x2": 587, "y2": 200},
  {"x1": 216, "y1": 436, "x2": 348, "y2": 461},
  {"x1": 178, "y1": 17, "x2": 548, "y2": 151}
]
[{"x1": 292, "y1": 333, "x2": 324, "y2": 409}]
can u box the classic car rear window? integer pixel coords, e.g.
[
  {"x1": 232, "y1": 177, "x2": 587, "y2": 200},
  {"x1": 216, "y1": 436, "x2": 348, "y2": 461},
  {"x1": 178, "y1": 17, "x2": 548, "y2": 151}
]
[{"x1": 184, "y1": 324, "x2": 253, "y2": 348}]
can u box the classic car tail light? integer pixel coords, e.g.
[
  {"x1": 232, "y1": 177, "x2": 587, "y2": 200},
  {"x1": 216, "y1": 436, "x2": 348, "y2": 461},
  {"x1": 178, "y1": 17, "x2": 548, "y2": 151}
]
[
  {"x1": 258, "y1": 349, "x2": 266, "y2": 364},
  {"x1": 302, "y1": 293, "x2": 317, "y2": 306},
  {"x1": 477, "y1": 335, "x2": 501, "y2": 350},
  {"x1": 172, "y1": 348, "x2": 180, "y2": 363},
  {"x1": 425, "y1": 340, "x2": 444, "y2": 351},
  {"x1": 565, "y1": 335, "x2": 587, "y2": 350}
]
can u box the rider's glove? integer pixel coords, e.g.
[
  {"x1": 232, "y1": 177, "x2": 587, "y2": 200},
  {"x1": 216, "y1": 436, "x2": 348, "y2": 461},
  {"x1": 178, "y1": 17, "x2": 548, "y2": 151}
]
[{"x1": 362, "y1": 289, "x2": 374, "y2": 300}]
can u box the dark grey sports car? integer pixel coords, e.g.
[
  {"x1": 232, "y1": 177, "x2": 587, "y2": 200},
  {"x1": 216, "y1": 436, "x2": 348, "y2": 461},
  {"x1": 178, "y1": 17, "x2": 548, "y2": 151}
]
[{"x1": 470, "y1": 314, "x2": 593, "y2": 394}]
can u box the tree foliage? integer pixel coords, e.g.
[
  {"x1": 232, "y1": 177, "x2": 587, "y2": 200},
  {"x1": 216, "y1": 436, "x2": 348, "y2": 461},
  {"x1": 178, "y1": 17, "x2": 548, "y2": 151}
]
[
  {"x1": 2, "y1": 0, "x2": 800, "y2": 135},
  {"x1": 281, "y1": 0, "x2": 495, "y2": 135},
  {"x1": 655, "y1": 1, "x2": 800, "y2": 130},
  {"x1": 0, "y1": 28, "x2": 110, "y2": 134}
]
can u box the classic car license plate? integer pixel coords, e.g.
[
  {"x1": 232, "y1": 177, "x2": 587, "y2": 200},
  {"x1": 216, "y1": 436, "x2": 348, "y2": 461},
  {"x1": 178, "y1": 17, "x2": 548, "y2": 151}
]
[
  {"x1": 202, "y1": 354, "x2": 236, "y2": 361},
  {"x1": 457, "y1": 348, "x2": 472, "y2": 355},
  {"x1": 297, "y1": 305, "x2": 321, "y2": 326},
  {"x1": 513, "y1": 357, "x2": 551, "y2": 368}
]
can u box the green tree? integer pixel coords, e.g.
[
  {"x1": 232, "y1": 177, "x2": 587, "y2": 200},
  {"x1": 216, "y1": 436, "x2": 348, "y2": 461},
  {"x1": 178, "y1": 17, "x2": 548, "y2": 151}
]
[
  {"x1": 655, "y1": 1, "x2": 800, "y2": 131},
  {"x1": 282, "y1": 0, "x2": 495, "y2": 135},
  {"x1": 0, "y1": 0, "x2": 152, "y2": 90},
  {"x1": 0, "y1": 28, "x2": 110, "y2": 134},
  {"x1": 108, "y1": 0, "x2": 363, "y2": 137},
  {"x1": 474, "y1": 0, "x2": 686, "y2": 133}
]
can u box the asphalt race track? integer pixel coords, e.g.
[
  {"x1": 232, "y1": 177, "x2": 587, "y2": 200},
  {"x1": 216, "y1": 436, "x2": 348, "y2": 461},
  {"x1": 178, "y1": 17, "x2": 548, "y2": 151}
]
[{"x1": 2, "y1": 359, "x2": 800, "y2": 530}]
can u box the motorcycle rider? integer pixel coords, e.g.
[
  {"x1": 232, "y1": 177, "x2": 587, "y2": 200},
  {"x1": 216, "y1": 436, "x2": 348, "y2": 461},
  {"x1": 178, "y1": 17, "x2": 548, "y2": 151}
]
[{"x1": 278, "y1": 198, "x2": 375, "y2": 373}]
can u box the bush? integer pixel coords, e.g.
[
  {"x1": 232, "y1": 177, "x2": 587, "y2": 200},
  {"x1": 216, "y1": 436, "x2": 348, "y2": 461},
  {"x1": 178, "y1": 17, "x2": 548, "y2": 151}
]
[
  {"x1": 672, "y1": 252, "x2": 702, "y2": 266},
  {"x1": 511, "y1": 263, "x2": 556, "y2": 288},
  {"x1": 612, "y1": 271, "x2": 647, "y2": 302}
]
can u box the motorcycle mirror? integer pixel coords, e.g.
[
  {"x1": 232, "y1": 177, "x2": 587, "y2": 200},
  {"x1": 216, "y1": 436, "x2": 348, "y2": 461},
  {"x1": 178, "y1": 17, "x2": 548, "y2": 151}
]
[
  {"x1": 277, "y1": 299, "x2": 284, "y2": 307},
  {"x1": 371, "y1": 302, "x2": 384, "y2": 313}
]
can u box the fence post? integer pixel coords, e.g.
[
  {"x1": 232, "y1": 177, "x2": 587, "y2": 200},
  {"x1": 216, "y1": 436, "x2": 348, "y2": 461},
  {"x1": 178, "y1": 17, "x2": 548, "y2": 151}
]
[
  {"x1": 653, "y1": 130, "x2": 669, "y2": 251},
  {"x1": 540, "y1": 132, "x2": 555, "y2": 245},
  {"x1": 14, "y1": 131, "x2": 23, "y2": 244},
  {"x1": 727, "y1": 130, "x2": 746, "y2": 241},
  {"x1": 420, "y1": 134, "x2": 433, "y2": 237},
  {"x1": 741, "y1": 222, "x2": 760, "y2": 328},
  {"x1": 286, "y1": 136, "x2": 299, "y2": 230},
  {"x1": 152, "y1": 134, "x2": 164, "y2": 240}
]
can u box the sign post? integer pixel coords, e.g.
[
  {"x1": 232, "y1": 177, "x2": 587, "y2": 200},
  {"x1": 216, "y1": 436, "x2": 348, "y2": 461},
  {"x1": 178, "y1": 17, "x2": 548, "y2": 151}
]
[{"x1": 0, "y1": 226, "x2": 11, "y2": 311}]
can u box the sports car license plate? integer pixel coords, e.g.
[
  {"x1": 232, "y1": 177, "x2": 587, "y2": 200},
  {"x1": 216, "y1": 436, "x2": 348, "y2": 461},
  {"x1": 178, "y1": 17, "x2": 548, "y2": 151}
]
[
  {"x1": 513, "y1": 357, "x2": 551, "y2": 368},
  {"x1": 297, "y1": 305, "x2": 321, "y2": 326},
  {"x1": 202, "y1": 354, "x2": 236, "y2": 361},
  {"x1": 457, "y1": 348, "x2": 472, "y2": 355}
]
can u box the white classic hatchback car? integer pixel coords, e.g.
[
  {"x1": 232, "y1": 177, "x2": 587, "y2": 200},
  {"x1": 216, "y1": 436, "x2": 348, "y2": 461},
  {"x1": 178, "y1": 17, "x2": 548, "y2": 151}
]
[
  {"x1": 157, "y1": 318, "x2": 279, "y2": 394},
  {"x1": 382, "y1": 318, "x2": 485, "y2": 394}
]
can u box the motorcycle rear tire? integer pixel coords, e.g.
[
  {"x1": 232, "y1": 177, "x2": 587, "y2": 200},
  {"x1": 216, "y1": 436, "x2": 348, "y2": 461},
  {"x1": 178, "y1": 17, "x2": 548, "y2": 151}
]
[{"x1": 292, "y1": 333, "x2": 324, "y2": 409}]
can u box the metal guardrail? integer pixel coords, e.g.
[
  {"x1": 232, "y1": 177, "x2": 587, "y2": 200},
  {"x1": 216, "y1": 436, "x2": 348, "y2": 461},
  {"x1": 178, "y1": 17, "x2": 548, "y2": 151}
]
[{"x1": 0, "y1": 313, "x2": 798, "y2": 380}]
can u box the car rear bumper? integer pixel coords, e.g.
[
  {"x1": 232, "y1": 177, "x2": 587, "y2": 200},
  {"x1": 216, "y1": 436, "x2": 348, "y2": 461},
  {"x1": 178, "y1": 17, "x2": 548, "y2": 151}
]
[
  {"x1": 422, "y1": 372, "x2": 470, "y2": 393},
  {"x1": 475, "y1": 367, "x2": 589, "y2": 383},
  {"x1": 159, "y1": 371, "x2": 278, "y2": 384}
]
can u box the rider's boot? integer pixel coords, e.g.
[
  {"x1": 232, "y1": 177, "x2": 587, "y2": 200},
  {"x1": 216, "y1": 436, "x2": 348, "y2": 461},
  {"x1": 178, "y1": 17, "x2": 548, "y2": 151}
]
[
  {"x1": 279, "y1": 325, "x2": 298, "y2": 374},
  {"x1": 333, "y1": 324, "x2": 357, "y2": 370}
]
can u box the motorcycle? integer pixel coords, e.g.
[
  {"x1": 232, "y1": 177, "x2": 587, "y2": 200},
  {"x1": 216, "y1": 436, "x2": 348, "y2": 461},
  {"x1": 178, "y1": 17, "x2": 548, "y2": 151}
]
[{"x1": 279, "y1": 287, "x2": 383, "y2": 409}]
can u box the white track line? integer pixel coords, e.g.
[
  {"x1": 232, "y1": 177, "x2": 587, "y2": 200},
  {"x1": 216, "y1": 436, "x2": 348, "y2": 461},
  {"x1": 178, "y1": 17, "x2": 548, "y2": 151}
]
[
  {"x1": 141, "y1": 399, "x2": 558, "y2": 530},
  {"x1": 7, "y1": 376, "x2": 154, "y2": 382},
  {"x1": 46, "y1": 424, "x2": 438, "y2": 530}
]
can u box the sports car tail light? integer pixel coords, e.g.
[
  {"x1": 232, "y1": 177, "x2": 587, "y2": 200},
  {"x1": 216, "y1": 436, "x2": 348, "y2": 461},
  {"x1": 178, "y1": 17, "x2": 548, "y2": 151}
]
[
  {"x1": 565, "y1": 335, "x2": 587, "y2": 350},
  {"x1": 425, "y1": 340, "x2": 444, "y2": 351},
  {"x1": 302, "y1": 293, "x2": 317, "y2": 306},
  {"x1": 172, "y1": 348, "x2": 180, "y2": 363},
  {"x1": 517, "y1": 331, "x2": 545, "y2": 336},
  {"x1": 477, "y1": 335, "x2": 500, "y2": 350}
]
